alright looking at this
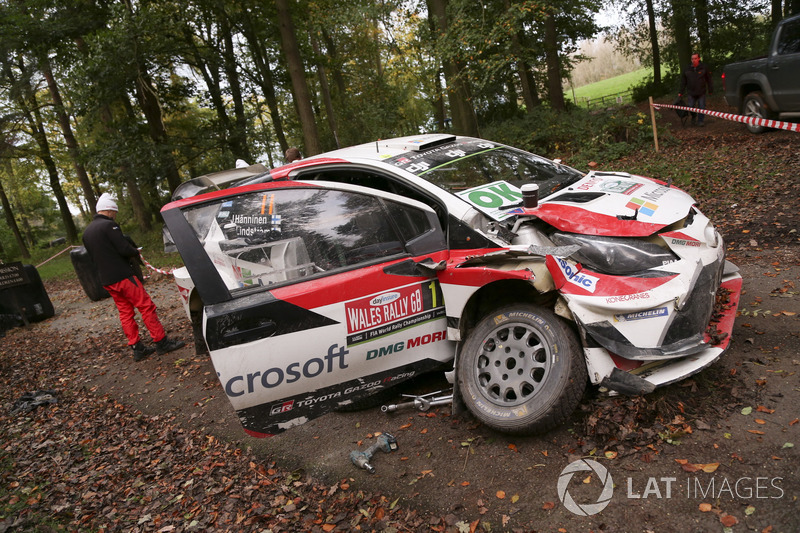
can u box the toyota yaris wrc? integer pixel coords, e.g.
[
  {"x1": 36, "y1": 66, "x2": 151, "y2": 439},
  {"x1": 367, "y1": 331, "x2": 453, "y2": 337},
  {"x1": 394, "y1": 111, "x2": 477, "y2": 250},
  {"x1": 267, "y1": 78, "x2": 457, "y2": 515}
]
[{"x1": 161, "y1": 134, "x2": 742, "y2": 437}]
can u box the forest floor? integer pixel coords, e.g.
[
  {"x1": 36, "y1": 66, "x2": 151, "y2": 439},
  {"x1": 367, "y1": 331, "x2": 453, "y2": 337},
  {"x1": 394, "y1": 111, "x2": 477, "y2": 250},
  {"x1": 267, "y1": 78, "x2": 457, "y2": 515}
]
[{"x1": 1, "y1": 95, "x2": 799, "y2": 533}]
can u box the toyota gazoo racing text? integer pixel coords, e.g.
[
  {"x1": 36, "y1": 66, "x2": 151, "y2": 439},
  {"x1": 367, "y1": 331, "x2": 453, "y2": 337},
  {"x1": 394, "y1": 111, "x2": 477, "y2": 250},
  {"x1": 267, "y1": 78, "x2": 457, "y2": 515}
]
[{"x1": 161, "y1": 134, "x2": 742, "y2": 437}]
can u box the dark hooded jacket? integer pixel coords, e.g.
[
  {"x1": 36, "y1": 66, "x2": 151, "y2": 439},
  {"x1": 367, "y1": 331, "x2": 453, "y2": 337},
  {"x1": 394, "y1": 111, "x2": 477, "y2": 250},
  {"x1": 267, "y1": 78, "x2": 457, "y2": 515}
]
[
  {"x1": 82, "y1": 214, "x2": 139, "y2": 286},
  {"x1": 680, "y1": 61, "x2": 713, "y2": 98}
]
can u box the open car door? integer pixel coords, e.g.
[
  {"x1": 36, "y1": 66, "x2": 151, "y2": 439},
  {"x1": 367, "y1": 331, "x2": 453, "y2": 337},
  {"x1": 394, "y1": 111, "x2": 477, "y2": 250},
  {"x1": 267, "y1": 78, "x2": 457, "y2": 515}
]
[{"x1": 162, "y1": 181, "x2": 455, "y2": 436}]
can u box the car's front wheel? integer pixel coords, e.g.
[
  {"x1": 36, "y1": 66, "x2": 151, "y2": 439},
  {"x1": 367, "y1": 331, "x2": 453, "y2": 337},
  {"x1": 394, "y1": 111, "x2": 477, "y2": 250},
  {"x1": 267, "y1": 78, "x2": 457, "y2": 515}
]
[
  {"x1": 457, "y1": 305, "x2": 586, "y2": 435},
  {"x1": 743, "y1": 91, "x2": 773, "y2": 134}
]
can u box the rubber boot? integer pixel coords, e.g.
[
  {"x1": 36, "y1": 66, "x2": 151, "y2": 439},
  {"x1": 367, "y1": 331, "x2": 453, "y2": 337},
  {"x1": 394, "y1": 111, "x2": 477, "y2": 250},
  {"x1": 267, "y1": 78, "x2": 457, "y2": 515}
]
[
  {"x1": 132, "y1": 341, "x2": 155, "y2": 362},
  {"x1": 156, "y1": 336, "x2": 185, "y2": 355}
]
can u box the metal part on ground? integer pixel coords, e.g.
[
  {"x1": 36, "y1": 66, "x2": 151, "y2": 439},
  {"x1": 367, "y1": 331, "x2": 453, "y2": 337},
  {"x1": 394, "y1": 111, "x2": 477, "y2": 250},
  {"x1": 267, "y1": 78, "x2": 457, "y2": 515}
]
[
  {"x1": 349, "y1": 433, "x2": 399, "y2": 474},
  {"x1": 381, "y1": 389, "x2": 454, "y2": 413}
]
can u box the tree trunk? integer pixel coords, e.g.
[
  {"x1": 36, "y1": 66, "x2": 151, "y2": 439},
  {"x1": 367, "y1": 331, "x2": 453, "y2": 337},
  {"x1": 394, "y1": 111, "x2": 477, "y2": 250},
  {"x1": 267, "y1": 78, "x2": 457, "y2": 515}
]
[
  {"x1": 133, "y1": 72, "x2": 182, "y2": 192},
  {"x1": 773, "y1": 0, "x2": 783, "y2": 24},
  {"x1": 505, "y1": 0, "x2": 539, "y2": 112},
  {"x1": 121, "y1": 0, "x2": 181, "y2": 192},
  {"x1": 672, "y1": 0, "x2": 692, "y2": 74},
  {"x1": 30, "y1": 107, "x2": 79, "y2": 243},
  {"x1": 11, "y1": 60, "x2": 78, "y2": 243},
  {"x1": 40, "y1": 57, "x2": 97, "y2": 217},
  {"x1": 0, "y1": 162, "x2": 30, "y2": 259},
  {"x1": 431, "y1": 67, "x2": 446, "y2": 131},
  {"x1": 275, "y1": 0, "x2": 321, "y2": 155},
  {"x1": 427, "y1": 0, "x2": 479, "y2": 136},
  {"x1": 219, "y1": 10, "x2": 252, "y2": 163},
  {"x1": 321, "y1": 29, "x2": 347, "y2": 99},
  {"x1": 693, "y1": 0, "x2": 711, "y2": 62},
  {"x1": 544, "y1": 12, "x2": 565, "y2": 110},
  {"x1": 312, "y1": 35, "x2": 340, "y2": 149},
  {"x1": 241, "y1": 18, "x2": 289, "y2": 153},
  {"x1": 646, "y1": 0, "x2": 662, "y2": 86}
]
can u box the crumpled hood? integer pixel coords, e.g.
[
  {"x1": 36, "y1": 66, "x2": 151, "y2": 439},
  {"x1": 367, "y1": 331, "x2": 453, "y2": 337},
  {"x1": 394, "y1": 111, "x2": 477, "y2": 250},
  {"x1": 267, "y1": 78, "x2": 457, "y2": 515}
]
[{"x1": 534, "y1": 171, "x2": 696, "y2": 237}]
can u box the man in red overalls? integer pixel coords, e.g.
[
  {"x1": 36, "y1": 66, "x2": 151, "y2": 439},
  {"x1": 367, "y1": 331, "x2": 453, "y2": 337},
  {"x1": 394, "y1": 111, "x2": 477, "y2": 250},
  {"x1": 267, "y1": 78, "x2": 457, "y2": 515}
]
[{"x1": 82, "y1": 193, "x2": 185, "y2": 361}]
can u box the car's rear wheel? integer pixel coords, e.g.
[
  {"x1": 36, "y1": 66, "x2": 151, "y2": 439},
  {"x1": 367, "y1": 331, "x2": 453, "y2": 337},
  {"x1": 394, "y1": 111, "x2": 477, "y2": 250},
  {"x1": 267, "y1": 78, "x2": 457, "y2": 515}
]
[
  {"x1": 743, "y1": 91, "x2": 773, "y2": 134},
  {"x1": 457, "y1": 305, "x2": 586, "y2": 435}
]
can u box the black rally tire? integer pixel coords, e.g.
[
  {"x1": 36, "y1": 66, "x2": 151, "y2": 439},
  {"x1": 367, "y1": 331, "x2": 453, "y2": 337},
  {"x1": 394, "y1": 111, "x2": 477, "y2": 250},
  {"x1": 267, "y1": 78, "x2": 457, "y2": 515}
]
[
  {"x1": 742, "y1": 91, "x2": 773, "y2": 134},
  {"x1": 457, "y1": 305, "x2": 586, "y2": 435}
]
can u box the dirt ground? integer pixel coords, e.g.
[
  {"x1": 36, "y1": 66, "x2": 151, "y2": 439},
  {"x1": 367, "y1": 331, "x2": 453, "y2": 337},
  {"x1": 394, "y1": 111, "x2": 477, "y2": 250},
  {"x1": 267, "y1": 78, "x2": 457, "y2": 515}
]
[{"x1": 4, "y1": 100, "x2": 800, "y2": 532}]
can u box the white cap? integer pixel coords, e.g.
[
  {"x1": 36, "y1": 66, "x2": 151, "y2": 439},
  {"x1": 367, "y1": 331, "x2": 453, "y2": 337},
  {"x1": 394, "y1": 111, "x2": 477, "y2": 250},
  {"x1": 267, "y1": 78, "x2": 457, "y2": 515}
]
[{"x1": 96, "y1": 192, "x2": 118, "y2": 212}]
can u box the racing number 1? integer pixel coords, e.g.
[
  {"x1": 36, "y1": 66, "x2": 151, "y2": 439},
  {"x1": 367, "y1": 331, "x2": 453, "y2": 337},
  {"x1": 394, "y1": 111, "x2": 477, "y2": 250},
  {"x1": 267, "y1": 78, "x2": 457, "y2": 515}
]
[{"x1": 428, "y1": 280, "x2": 437, "y2": 308}]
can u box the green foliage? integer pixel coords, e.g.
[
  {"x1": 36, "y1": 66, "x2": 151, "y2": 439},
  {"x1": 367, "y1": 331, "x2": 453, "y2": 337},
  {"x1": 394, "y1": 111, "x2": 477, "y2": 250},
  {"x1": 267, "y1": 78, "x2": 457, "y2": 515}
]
[{"x1": 481, "y1": 105, "x2": 656, "y2": 170}]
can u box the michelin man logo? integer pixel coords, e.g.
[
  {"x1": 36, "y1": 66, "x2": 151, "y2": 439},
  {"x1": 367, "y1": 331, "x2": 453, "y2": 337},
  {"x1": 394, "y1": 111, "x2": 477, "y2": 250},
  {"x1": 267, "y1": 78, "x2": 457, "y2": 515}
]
[{"x1": 557, "y1": 459, "x2": 614, "y2": 516}]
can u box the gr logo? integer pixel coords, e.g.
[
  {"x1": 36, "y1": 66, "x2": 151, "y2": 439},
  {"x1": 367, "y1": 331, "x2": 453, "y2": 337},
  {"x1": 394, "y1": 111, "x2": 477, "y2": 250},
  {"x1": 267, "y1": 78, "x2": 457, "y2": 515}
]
[{"x1": 557, "y1": 459, "x2": 614, "y2": 516}]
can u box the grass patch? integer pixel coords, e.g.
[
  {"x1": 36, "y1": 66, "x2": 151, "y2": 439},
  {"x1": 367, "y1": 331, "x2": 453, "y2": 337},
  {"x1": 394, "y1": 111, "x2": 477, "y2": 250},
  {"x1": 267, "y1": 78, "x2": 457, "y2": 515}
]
[{"x1": 566, "y1": 68, "x2": 651, "y2": 104}]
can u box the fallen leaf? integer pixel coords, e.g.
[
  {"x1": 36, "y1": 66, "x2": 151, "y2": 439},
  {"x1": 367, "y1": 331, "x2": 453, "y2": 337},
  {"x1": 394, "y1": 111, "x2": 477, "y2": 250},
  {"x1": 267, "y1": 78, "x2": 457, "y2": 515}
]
[
  {"x1": 322, "y1": 524, "x2": 336, "y2": 532},
  {"x1": 699, "y1": 503, "x2": 713, "y2": 512},
  {"x1": 789, "y1": 418, "x2": 798, "y2": 426},
  {"x1": 745, "y1": 506, "x2": 756, "y2": 516},
  {"x1": 720, "y1": 514, "x2": 738, "y2": 527},
  {"x1": 701, "y1": 463, "x2": 719, "y2": 473},
  {"x1": 782, "y1": 442, "x2": 794, "y2": 449},
  {"x1": 747, "y1": 430, "x2": 765, "y2": 435},
  {"x1": 604, "y1": 451, "x2": 618, "y2": 459},
  {"x1": 755, "y1": 419, "x2": 766, "y2": 425},
  {"x1": 508, "y1": 444, "x2": 518, "y2": 453},
  {"x1": 399, "y1": 423, "x2": 412, "y2": 430},
  {"x1": 756, "y1": 405, "x2": 775, "y2": 414},
  {"x1": 496, "y1": 490, "x2": 506, "y2": 499},
  {"x1": 542, "y1": 501, "x2": 555, "y2": 510},
  {"x1": 461, "y1": 481, "x2": 470, "y2": 486},
  {"x1": 511, "y1": 494, "x2": 520, "y2": 503},
  {"x1": 741, "y1": 406, "x2": 753, "y2": 415}
]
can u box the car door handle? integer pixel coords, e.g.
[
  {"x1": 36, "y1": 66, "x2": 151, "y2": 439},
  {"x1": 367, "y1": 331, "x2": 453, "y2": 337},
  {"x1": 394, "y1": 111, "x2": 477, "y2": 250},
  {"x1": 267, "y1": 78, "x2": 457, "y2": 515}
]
[{"x1": 221, "y1": 320, "x2": 277, "y2": 343}]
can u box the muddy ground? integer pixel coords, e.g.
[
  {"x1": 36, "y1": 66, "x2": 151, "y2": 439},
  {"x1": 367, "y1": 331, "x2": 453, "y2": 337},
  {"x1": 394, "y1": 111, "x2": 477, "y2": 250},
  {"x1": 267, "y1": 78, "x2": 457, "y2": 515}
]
[{"x1": 3, "y1": 100, "x2": 800, "y2": 532}]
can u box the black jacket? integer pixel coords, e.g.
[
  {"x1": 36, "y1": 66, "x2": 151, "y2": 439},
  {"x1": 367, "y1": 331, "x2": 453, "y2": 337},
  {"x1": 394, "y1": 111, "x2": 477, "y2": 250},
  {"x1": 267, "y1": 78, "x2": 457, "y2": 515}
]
[
  {"x1": 680, "y1": 61, "x2": 713, "y2": 98},
  {"x1": 82, "y1": 214, "x2": 140, "y2": 286}
]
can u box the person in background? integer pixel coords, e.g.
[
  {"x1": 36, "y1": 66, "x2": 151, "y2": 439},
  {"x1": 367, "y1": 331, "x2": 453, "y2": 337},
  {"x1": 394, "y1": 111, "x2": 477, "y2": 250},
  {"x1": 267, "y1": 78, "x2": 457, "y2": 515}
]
[
  {"x1": 679, "y1": 53, "x2": 713, "y2": 127},
  {"x1": 82, "y1": 193, "x2": 185, "y2": 361},
  {"x1": 285, "y1": 147, "x2": 302, "y2": 163}
]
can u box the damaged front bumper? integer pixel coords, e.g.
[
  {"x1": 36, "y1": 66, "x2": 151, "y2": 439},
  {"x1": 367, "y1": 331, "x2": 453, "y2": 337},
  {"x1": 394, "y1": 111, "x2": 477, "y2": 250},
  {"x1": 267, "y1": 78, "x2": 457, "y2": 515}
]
[{"x1": 582, "y1": 263, "x2": 743, "y2": 394}]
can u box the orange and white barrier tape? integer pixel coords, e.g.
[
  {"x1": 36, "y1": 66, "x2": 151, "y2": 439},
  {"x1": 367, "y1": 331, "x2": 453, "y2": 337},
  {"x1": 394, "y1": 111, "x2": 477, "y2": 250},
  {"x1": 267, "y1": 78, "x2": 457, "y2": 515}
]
[
  {"x1": 139, "y1": 253, "x2": 176, "y2": 275},
  {"x1": 36, "y1": 245, "x2": 79, "y2": 268},
  {"x1": 651, "y1": 103, "x2": 800, "y2": 133}
]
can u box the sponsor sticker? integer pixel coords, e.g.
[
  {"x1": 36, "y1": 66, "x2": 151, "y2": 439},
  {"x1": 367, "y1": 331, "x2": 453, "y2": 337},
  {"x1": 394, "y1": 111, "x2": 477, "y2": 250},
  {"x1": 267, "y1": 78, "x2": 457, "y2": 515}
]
[
  {"x1": 345, "y1": 280, "x2": 445, "y2": 345},
  {"x1": 555, "y1": 257, "x2": 599, "y2": 293},
  {"x1": 599, "y1": 179, "x2": 644, "y2": 195},
  {"x1": 455, "y1": 181, "x2": 522, "y2": 220},
  {"x1": 625, "y1": 197, "x2": 659, "y2": 217},
  {"x1": 614, "y1": 307, "x2": 669, "y2": 322}
]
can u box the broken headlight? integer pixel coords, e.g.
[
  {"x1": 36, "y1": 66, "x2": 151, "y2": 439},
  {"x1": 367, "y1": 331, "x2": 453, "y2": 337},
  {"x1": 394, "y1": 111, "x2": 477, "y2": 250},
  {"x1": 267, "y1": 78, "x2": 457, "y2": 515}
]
[{"x1": 550, "y1": 232, "x2": 679, "y2": 275}]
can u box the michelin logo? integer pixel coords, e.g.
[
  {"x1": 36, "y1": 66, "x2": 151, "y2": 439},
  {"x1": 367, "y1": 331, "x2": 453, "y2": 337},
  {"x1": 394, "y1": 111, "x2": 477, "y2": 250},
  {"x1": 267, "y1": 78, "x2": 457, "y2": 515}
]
[{"x1": 614, "y1": 307, "x2": 668, "y2": 322}]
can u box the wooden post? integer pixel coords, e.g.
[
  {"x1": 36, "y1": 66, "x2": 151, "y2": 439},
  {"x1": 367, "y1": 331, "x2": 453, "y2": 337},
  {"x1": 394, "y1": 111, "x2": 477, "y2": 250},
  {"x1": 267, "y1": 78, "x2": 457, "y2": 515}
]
[{"x1": 649, "y1": 96, "x2": 659, "y2": 152}]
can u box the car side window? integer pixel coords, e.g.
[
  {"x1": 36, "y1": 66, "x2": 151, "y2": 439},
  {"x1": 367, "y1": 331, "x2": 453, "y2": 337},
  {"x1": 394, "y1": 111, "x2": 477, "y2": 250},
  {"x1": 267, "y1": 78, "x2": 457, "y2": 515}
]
[
  {"x1": 777, "y1": 19, "x2": 800, "y2": 55},
  {"x1": 181, "y1": 188, "x2": 409, "y2": 293}
]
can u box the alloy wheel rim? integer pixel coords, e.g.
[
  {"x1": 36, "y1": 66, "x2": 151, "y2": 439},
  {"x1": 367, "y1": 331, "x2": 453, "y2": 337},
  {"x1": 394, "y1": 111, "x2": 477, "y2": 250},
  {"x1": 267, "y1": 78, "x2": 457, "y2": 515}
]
[{"x1": 474, "y1": 322, "x2": 552, "y2": 407}]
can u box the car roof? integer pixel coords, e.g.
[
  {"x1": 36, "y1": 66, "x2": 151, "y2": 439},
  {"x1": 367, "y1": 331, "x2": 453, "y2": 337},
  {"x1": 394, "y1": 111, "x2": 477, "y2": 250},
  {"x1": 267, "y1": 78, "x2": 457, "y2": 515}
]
[{"x1": 172, "y1": 134, "x2": 462, "y2": 201}]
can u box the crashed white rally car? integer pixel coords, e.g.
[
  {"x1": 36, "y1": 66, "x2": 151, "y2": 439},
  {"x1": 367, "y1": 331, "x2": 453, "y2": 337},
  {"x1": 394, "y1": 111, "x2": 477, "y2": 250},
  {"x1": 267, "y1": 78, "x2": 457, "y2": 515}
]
[{"x1": 161, "y1": 134, "x2": 742, "y2": 437}]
